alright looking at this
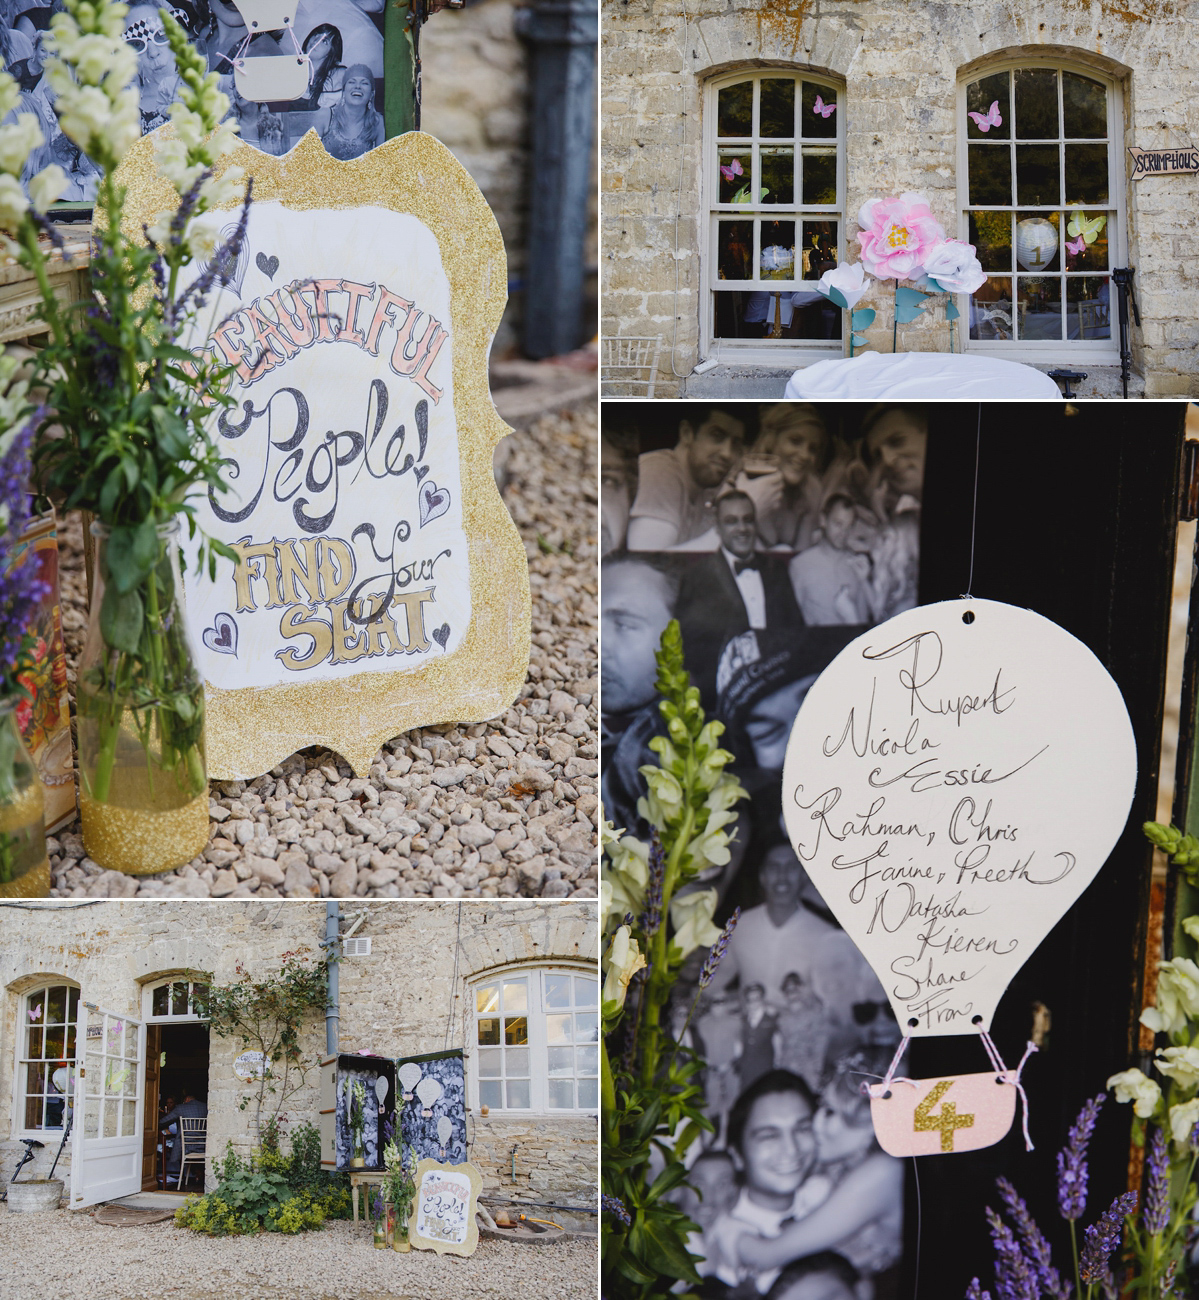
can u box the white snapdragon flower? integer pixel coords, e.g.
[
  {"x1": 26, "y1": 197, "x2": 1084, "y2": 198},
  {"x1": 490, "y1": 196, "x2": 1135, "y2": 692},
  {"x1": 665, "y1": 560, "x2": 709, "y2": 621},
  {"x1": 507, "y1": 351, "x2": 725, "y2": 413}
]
[
  {"x1": 28, "y1": 164, "x2": 68, "y2": 214},
  {"x1": 0, "y1": 73, "x2": 20, "y2": 122},
  {"x1": 602, "y1": 926, "x2": 646, "y2": 1010},
  {"x1": 0, "y1": 115, "x2": 45, "y2": 178},
  {"x1": 68, "y1": 32, "x2": 126, "y2": 84},
  {"x1": 105, "y1": 87, "x2": 141, "y2": 161},
  {"x1": 187, "y1": 223, "x2": 218, "y2": 260},
  {"x1": 1169, "y1": 1097, "x2": 1199, "y2": 1147},
  {"x1": 198, "y1": 168, "x2": 244, "y2": 208},
  {"x1": 1107, "y1": 1067, "x2": 1163, "y2": 1119},
  {"x1": 1155, "y1": 1044, "x2": 1199, "y2": 1091},
  {"x1": 1141, "y1": 956, "x2": 1199, "y2": 1037},
  {"x1": 0, "y1": 173, "x2": 30, "y2": 231},
  {"x1": 55, "y1": 83, "x2": 113, "y2": 151},
  {"x1": 668, "y1": 887, "x2": 722, "y2": 960},
  {"x1": 146, "y1": 212, "x2": 173, "y2": 245},
  {"x1": 155, "y1": 137, "x2": 206, "y2": 193}
]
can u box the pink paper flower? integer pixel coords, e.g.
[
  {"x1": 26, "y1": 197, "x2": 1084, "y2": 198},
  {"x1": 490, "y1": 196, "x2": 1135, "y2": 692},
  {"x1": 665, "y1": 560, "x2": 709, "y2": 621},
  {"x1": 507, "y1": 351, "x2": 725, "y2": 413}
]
[
  {"x1": 856, "y1": 192, "x2": 946, "y2": 281},
  {"x1": 920, "y1": 239, "x2": 988, "y2": 294}
]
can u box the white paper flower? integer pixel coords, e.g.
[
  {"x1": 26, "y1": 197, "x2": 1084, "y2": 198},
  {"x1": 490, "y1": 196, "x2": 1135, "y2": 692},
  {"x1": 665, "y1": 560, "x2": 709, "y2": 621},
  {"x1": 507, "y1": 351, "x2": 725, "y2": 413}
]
[
  {"x1": 602, "y1": 925, "x2": 647, "y2": 1009},
  {"x1": 1107, "y1": 1067, "x2": 1162, "y2": 1118},
  {"x1": 669, "y1": 887, "x2": 722, "y2": 960},
  {"x1": 1156, "y1": 1045, "x2": 1199, "y2": 1090},
  {"x1": 920, "y1": 239, "x2": 988, "y2": 294},
  {"x1": 816, "y1": 260, "x2": 870, "y2": 310},
  {"x1": 28, "y1": 164, "x2": 68, "y2": 214}
]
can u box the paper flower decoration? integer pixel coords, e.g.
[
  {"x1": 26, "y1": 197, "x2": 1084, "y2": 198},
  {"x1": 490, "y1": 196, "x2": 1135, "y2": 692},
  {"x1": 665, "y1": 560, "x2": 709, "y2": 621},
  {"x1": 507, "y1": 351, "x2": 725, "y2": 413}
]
[
  {"x1": 919, "y1": 239, "x2": 988, "y2": 294},
  {"x1": 856, "y1": 192, "x2": 946, "y2": 280},
  {"x1": 719, "y1": 158, "x2": 743, "y2": 183},
  {"x1": 815, "y1": 260, "x2": 869, "y2": 309}
]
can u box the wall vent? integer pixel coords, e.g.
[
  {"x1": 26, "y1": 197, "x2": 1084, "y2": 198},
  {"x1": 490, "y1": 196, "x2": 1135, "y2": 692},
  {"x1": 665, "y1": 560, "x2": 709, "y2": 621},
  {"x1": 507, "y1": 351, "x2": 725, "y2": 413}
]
[{"x1": 343, "y1": 936, "x2": 372, "y2": 957}]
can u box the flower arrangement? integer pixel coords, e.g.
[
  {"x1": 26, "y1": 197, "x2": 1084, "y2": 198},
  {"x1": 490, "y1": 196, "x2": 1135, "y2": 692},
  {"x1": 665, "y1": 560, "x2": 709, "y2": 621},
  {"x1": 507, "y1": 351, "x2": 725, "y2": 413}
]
[
  {"x1": 601, "y1": 619, "x2": 747, "y2": 1298},
  {"x1": 0, "y1": 0, "x2": 253, "y2": 873},
  {"x1": 382, "y1": 1122, "x2": 417, "y2": 1231},
  {"x1": 349, "y1": 1080, "x2": 367, "y2": 1163}
]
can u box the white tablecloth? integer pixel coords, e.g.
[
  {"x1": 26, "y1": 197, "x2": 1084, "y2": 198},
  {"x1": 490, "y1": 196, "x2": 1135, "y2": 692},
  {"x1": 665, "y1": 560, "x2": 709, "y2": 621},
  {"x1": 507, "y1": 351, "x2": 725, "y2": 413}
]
[{"x1": 783, "y1": 350, "x2": 1062, "y2": 399}]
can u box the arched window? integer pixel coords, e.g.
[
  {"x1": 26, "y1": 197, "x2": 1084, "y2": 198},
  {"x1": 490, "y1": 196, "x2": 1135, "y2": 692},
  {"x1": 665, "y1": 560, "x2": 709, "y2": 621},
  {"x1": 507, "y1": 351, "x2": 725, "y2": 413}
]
[
  {"x1": 16, "y1": 981, "x2": 79, "y2": 1133},
  {"x1": 143, "y1": 977, "x2": 209, "y2": 1021},
  {"x1": 468, "y1": 966, "x2": 598, "y2": 1113},
  {"x1": 704, "y1": 70, "x2": 845, "y2": 358},
  {"x1": 959, "y1": 59, "x2": 1123, "y2": 357}
]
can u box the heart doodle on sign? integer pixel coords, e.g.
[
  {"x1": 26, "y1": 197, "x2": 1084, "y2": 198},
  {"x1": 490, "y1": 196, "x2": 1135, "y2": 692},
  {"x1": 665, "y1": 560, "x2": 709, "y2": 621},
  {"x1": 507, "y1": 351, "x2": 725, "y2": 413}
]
[
  {"x1": 419, "y1": 480, "x2": 450, "y2": 527},
  {"x1": 202, "y1": 613, "x2": 238, "y2": 656},
  {"x1": 256, "y1": 252, "x2": 280, "y2": 280},
  {"x1": 414, "y1": 465, "x2": 430, "y2": 483},
  {"x1": 432, "y1": 623, "x2": 450, "y2": 650}
]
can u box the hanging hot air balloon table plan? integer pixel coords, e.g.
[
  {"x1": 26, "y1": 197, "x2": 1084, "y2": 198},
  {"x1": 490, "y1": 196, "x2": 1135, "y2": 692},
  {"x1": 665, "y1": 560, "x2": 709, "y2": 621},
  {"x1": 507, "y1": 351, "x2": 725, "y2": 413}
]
[{"x1": 780, "y1": 598, "x2": 1137, "y2": 1157}]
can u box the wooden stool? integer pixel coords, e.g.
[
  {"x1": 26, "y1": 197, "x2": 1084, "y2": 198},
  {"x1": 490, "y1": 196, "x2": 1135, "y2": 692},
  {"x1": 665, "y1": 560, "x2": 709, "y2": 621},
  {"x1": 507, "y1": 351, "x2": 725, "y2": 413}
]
[{"x1": 349, "y1": 1170, "x2": 386, "y2": 1221}]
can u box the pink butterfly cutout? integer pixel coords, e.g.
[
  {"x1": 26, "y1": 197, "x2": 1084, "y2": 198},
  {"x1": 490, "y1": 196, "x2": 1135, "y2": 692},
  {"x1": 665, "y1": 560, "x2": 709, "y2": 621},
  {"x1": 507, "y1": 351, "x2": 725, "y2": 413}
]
[
  {"x1": 1065, "y1": 235, "x2": 1086, "y2": 256},
  {"x1": 968, "y1": 100, "x2": 1003, "y2": 132},
  {"x1": 813, "y1": 94, "x2": 835, "y2": 119},
  {"x1": 720, "y1": 158, "x2": 744, "y2": 183},
  {"x1": 29, "y1": 1006, "x2": 42, "y2": 1021}
]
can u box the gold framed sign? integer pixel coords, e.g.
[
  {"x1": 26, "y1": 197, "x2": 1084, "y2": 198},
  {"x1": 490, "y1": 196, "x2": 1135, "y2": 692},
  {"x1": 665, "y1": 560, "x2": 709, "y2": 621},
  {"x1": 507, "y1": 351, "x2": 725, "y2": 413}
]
[
  {"x1": 1128, "y1": 146, "x2": 1199, "y2": 177},
  {"x1": 408, "y1": 1158, "x2": 483, "y2": 1257},
  {"x1": 117, "y1": 130, "x2": 531, "y2": 779}
]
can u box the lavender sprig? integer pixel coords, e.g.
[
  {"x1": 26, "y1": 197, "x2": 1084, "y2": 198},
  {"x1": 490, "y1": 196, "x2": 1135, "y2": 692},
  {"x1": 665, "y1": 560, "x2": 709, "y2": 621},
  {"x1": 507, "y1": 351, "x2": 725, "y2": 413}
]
[
  {"x1": 0, "y1": 416, "x2": 51, "y2": 702},
  {"x1": 698, "y1": 907, "x2": 740, "y2": 988},
  {"x1": 1079, "y1": 1190, "x2": 1137, "y2": 1284},
  {"x1": 1144, "y1": 1126, "x2": 1169, "y2": 1235},
  {"x1": 996, "y1": 1176, "x2": 1065, "y2": 1298},
  {"x1": 601, "y1": 1192, "x2": 631, "y2": 1227},
  {"x1": 1057, "y1": 1092, "x2": 1104, "y2": 1222},
  {"x1": 640, "y1": 834, "x2": 664, "y2": 938},
  {"x1": 965, "y1": 1280, "x2": 993, "y2": 1300},
  {"x1": 985, "y1": 1206, "x2": 1037, "y2": 1300}
]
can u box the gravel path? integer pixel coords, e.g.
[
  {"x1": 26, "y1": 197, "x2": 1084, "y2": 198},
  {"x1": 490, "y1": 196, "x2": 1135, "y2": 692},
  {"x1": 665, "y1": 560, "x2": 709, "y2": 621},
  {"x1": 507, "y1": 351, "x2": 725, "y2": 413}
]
[
  {"x1": 0, "y1": 1205, "x2": 598, "y2": 1300},
  {"x1": 47, "y1": 401, "x2": 598, "y2": 900}
]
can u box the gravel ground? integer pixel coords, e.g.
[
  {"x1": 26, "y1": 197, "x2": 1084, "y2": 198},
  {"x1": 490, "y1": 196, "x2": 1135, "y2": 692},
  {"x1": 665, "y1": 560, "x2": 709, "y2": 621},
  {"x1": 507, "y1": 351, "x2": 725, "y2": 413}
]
[
  {"x1": 0, "y1": 1205, "x2": 598, "y2": 1300},
  {"x1": 46, "y1": 400, "x2": 598, "y2": 900}
]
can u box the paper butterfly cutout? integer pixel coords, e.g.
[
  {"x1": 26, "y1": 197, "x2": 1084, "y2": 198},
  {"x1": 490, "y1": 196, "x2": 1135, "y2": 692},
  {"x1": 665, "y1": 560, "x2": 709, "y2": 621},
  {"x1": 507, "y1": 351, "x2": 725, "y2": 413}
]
[
  {"x1": 720, "y1": 158, "x2": 744, "y2": 183},
  {"x1": 1065, "y1": 234, "x2": 1086, "y2": 256},
  {"x1": 813, "y1": 94, "x2": 835, "y2": 118},
  {"x1": 1066, "y1": 211, "x2": 1107, "y2": 246},
  {"x1": 29, "y1": 1006, "x2": 41, "y2": 1021},
  {"x1": 968, "y1": 100, "x2": 1003, "y2": 132}
]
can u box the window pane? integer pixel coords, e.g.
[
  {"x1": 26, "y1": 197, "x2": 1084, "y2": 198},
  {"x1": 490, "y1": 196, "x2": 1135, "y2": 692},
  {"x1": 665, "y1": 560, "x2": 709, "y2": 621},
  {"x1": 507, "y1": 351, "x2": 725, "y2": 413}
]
[
  {"x1": 1015, "y1": 211, "x2": 1060, "y2": 272},
  {"x1": 504, "y1": 1016, "x2": 528, "y2": 1046},
  {"x1": 574, "y1": 978, "x2": 597, "y2": 1007},
  {"x1": 801, "y1": 150, "x2": 837, "y2": 205},
  {"x1": 44, "y1": 1027, "x2": 65, "y2": 1062},
  {"x1": 577, "y1": 1045, "x2": 599, "y2": 1074},
  {"x1": 759, "y1": 222, "x2": 796, "y2": 280},
  {"x1": 1068, "y1": 278, "x2": 1111, "y2": 339},
  {"x1": 83, "y1": 1101, "x2": 99, "y2": 1138},
  {"x1": 121, "y1": 1100, "x2": 137, "y2": 1137},
  {"x1": 1064, "y1": 144, "x2": 1108, "y2": 204},
  {"x1": 26, "y1": 1024, "x2": 43, "y2": 1059},
  {"x1": 478, "y1": 1047, "x2": 502, "y2": 1077},
  {"x1": 578, "y1": 1078, "x2": 599, "y2": 1109},
  {"x1": 153, "y1": 985, "x2": 170, "y2": 1016},
  {"x1": 503, "y1": 979, "x2": 528, "y2": 1012},
  {"x1": 1063, "y1": 210, "x2": 1110, "y2": 270},
  {"x1": 1063, "y1": 72, "x2": 1106, "y2": 138},
  {"x1": 717, "y1": 222, "x2": 753, "y2": 282},
  {"x1": 171, "y1": 984, "x2": 188, "y2": 1016},
  {"x1": 64, "y1": 1026, "x2": 75, "y2": 1059},
  {"x1": 479, "y1": 1080, "x2": 501, "y2": 1109},
  {"x1": 46, "y1": 986, "x2": 66, "y2": 1024},
  {"x1": 27, "y1": 988, "x2": 45, "y2": 1024},
  {"x1": 968, "y1": 144, "x2": 1011, "y2": 206},
  {"x1": 548, "y1": 1079, "x2": 574, "y2": 1109},
  {"x1": 718, "y1": 81, "x2": 752, "y2": 137},
  {"x1": 966, "y1": 71, "x2": 1010, "y2": 141},
  {"x1": 478, "y1": 1017, "x2": 500, "y2": 1046},
  {"x1": 1017, "y1": 276, "x2": 1062, "y2": 340},
  {"x1": 1014, "y1": 67, "x2": 1058, "y2": 138},
  {"x1": 717, "y1": 148, "x2": 752, "y2": 203},
  {"x1": 760, "y1": 79, "x2": 794, "y2": 137},
  {"x1": 714, "y1": 291, "x2": 841, "y2": 342},
  {"x1": 506, "y1": 1079, "x2": 530, "y2": 1108},
  {"x1": 1015, "y1": 145, "x2": 1059, "y2": 206},
  {"x1": 547, "y1": 1014, "x2": 572, "y2": 1044},
  {"x1": 969, "y1": 277, "x2": 1014, "y2": 340},
  {"x1": 103, "y1": 1100, "x2": 118, "y2": 1138},
  {"x1": 545, "y1": 975, "x2": 571, "y2": 1009},
  {"x1": 476, "y1": 985, "x2": 499, "y2": 1014},
  {"x1": 801, "y1": 221, "x2": 838, "y2": 280},
  {"x1": 801, "y1": 82, "x2": 837, "y2": 139},
  {"x1": 24, "y1": 1076, "x2": 44, "y2": 1130},
  {"x1": 970, "y1": 212, "x2": 1012, "y2": 273},
  {"x1": 575, "y1": 1013, "x2": 599, "y2": 1043},
  {"x1": 760, "y1": 147, "x2": 794, "y2": 205},
  {"x1": 548, "y1": 1047, "x2": 574, "y2": 1077},
  {"x1": 191, "y1": 985, "x2": 209, "y2": 1017},
  {"x1": 506, "y1": 1047, "x2": 529, "y2": 1075}
]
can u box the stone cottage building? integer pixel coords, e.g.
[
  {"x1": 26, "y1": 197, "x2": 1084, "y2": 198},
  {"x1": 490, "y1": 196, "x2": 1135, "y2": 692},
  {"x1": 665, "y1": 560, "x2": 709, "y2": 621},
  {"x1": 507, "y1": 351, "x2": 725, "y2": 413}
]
[
  {"x1": 0, "y1": 901, "x2": 597, "y2": 1213},
  {"x1": 601, "y1": 0, "x2": 1199, "y2": 397}
]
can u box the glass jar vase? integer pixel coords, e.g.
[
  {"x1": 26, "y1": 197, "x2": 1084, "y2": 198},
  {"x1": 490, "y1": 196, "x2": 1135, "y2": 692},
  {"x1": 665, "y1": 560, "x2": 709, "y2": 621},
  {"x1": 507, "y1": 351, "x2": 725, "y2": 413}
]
[
  {"x1": 76, "y1": 520, "x2": 209, "y2": 874},
  {"x1": 0, "y1": 699, "x2": 48, "y2": 897},
  {"x1": 393, "y1": 1198, "x2": 410, "y2": 1252}
]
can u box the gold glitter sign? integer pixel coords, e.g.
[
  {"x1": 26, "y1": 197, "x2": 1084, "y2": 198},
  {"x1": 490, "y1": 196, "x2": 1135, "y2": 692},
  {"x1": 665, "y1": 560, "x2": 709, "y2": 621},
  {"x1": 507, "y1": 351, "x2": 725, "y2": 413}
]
[{"x1": 117, "y1": 130, "x2": 530, "y2": 779}]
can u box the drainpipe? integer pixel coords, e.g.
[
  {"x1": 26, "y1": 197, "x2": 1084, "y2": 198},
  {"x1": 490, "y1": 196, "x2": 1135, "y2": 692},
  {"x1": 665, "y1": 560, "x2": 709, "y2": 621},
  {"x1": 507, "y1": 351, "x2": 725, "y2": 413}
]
[
  {"x1": 324, "y1": 902, "x2": 340, "y2": 1056},
  {"x1": 517, "y1": 0, "x2": 598, "y2": 358}
]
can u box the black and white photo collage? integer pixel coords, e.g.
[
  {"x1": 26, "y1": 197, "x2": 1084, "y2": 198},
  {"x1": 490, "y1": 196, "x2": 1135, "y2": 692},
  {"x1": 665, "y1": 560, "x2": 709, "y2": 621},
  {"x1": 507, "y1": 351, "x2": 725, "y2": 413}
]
[
  {"x1": 601, "y1": 402, "x2": 927, "y2": 1299},
  {"x1": 0, "y1": 0, "x2": 386, "y2": 201}
]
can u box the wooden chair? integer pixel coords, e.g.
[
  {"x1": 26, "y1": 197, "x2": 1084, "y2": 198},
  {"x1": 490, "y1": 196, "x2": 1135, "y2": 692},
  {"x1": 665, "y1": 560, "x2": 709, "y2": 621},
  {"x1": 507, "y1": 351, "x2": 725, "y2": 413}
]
[
  {"x1": 601, "y1": 335, "x2": 662, "y2": 397},
  {"x1": 176, "y1": 1117, "x2": 207, "y2": 1192},
  {"x1": 1077, "y1": 299, "x2": 1110, "y2": 340}
]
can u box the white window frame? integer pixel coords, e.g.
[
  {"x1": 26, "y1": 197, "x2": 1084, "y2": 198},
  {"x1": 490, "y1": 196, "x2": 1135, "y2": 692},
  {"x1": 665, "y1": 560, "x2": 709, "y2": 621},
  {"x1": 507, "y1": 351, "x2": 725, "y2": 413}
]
[
  {"x1": 12, "y1": 980, "x2": 80, "y2": 1139},
  {"x1": 466, "y1": 964, "x2": 599, "y2": 1116},
  {"x1": 141, "y1": 976, "x2": 210, "y2": 1023},
  {"x1": 956, "y1": 56, "x2": 1125, "y2": 363},
  {"x1": 700, "y1": 68, "x2": 847, "y2": 367}
]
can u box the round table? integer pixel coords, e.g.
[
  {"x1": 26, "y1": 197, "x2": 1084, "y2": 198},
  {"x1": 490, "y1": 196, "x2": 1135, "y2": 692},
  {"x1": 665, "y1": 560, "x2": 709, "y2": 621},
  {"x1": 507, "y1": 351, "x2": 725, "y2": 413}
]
[{"x1": 783, "y1": 351, "x2": 1063, "y2": 399}]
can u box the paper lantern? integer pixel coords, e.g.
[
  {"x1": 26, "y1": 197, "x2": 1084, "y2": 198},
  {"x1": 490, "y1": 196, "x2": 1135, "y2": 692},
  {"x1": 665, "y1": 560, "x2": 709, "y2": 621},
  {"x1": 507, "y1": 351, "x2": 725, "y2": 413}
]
[{"x1": 1015, "y1": 218, "x2": 1058, "y2": 272}]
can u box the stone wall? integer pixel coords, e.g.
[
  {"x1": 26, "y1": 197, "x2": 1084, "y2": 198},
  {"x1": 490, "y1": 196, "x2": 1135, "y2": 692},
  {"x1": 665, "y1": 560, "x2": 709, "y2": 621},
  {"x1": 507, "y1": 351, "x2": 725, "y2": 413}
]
[
  {"x1": 0, "y1": 901, "x2": 597, "y2": 1206},
  {"x1": 602, "y1": 0, "x2": 1199, "y2": 395}
]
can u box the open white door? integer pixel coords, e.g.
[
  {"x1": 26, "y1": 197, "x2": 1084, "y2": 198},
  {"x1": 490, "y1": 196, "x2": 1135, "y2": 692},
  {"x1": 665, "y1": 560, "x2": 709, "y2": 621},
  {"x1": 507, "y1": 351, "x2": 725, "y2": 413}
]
[{"x1": 70, "y1": 1001, "x2": 145, "y2": 1209}]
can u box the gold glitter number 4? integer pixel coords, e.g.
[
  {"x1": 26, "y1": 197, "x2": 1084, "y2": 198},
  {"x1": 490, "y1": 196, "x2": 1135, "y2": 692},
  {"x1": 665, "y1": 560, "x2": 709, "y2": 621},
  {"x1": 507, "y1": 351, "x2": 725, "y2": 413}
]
[{"x1": 913, "y1": 1079, "x2": 975, "y2": 1152}]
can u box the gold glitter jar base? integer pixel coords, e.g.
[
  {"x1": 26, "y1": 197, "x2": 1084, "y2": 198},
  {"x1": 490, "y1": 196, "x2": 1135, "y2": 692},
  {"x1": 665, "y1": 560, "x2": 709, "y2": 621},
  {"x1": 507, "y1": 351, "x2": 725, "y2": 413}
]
[
  {"x1": 0, "y1": 857, "x2": 49, "y2": 897},
  {"x1": 80, "y1": 790, "x2": 209, "y2": 876}
]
